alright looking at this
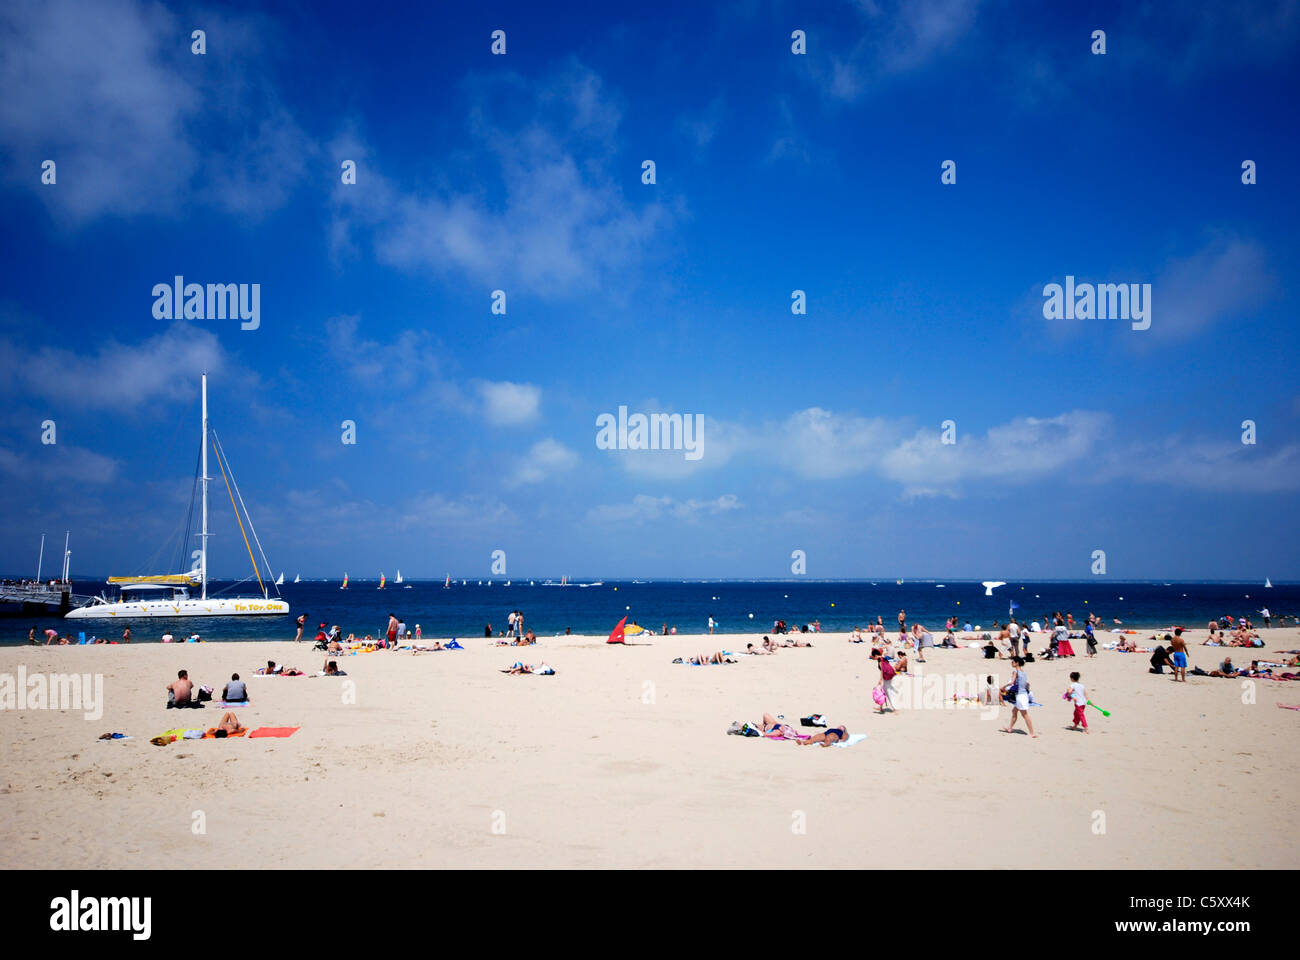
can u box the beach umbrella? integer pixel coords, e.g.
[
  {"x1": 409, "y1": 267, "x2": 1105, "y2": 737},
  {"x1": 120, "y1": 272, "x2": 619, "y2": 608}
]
[{"x1": 607, "y1": 616, "x2": 627, "y2": 645}]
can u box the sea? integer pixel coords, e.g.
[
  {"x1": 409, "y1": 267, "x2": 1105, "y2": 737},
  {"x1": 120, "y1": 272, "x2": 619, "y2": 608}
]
[{"x1": 2, "y1": 578, "x2": 1293, "y2": 644}]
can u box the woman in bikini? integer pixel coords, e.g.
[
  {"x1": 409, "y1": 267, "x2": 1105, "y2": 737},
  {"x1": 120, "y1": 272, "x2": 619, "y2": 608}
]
[{"x1": 798, "y1": 725, "x2": 849, "y2": 747}]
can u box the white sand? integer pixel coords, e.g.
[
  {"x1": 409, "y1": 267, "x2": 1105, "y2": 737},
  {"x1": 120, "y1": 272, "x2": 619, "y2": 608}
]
[{"x1": 2, "y1": 628, "x2": 1297, "y2": 868}]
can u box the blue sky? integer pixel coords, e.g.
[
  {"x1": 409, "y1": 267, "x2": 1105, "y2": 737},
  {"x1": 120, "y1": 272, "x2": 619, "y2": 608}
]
[{"x1": 1, "y1": 0, "x2": 1297, "y2": 581}]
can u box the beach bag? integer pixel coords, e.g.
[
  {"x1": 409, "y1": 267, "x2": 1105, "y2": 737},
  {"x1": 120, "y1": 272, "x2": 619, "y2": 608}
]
[
  {"x1": 880, "y1": 658, "x2": 896, "y2": 681},
  {"x1": 872, "y1": 685, "x2": 887, "y2": 706}
]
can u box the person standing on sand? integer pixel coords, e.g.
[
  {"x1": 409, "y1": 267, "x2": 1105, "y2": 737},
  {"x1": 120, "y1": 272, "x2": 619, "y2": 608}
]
[
  {"x1": 898, "y1": 610, "x2": 906, "y2": 633},
  {"x1": 295, "y1": 613, "x2": 307, "y2": 643},
  {"x1": 1168, "y1": 629, "x2": 1189, "y2": 682},
  {"x1": 386, "y1": 613, "x2": 398, "y2": 649},
  {"x1": 708, "y1": 615, "x2": 715, "y2": 635},
  {"x1": 1261, "y1": 607, "x2": 1271, "y2": 629},
  {"x1": 122, "y1": 626, "x2": 132, "y2": 643},
  {"x1": 1066, "y1": 671, "x2": 1088, "y2": 734},
  {"x1": 1001, "y1": 658, "x2": 1037, "y2": 737}
]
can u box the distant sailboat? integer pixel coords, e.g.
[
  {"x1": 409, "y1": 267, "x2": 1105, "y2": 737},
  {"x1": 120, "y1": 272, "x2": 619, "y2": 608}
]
[
  {"x1": 444, "y1": 574, "x2": 451, "y2": 589},
  {"x1": 378, "y1": 573, "x2": 386, "y2": 590},
  {"x1": 293, "y1": 573, "x2": 300, "y2": 584},
  {"x1": 340, "y1": 573, "x2": 349, "y2": 590},
  {"x1": 982, "y1": 581, "x2": 1007, "y2": 596},
  {"x1": 505, "y1": 580, "x2": 511, "y2": 586},
  {"x1": 395, "y1": 570, "x2": 403, "y2": 584},
  {"x1": 1265, "y1": 577, "x2": 1273, "y2": 588},
  {"x1": 275, "y1": 572, "x2": 284, "y2": 585}
]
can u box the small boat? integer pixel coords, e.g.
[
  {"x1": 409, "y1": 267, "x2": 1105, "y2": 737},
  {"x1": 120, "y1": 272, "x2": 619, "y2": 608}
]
[
  {"x1": 275, "y1": 572, "x2": 284, "y2": 586},
  {"x1": 378, "y1": 573, "x2": 386, "y2": 590},
  {"x1": 293, "y1": 573, "x2": 300, "y2": 583},
  {"x1": 505, "y1": 580, "x2": 511, "y2": 586},
  {"x1": 982, "y1": 581, "x2": 1007, "y2": 596},
  {"x1": 444, "y1": 574, "x2": 451, "y2": 589},
  {"x1": 395, "y1": 570, "x2": 404, "y2": 584},
  {"x1": 341, "y1": 573, "x2": 349, "y2": 590},
  {"x1": 1265, "y1": 577, "x2": 1273, "y2": 588}
]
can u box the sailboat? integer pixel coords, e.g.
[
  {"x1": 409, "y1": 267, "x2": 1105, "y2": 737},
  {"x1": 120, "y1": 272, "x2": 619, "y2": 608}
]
[
  {"x1": 444, "y1": 574, "x2": 451, "y2": 589},
  {"x1": 293, "y1": 573, "x2": 300, "y2": 584},
  {"x1": 66, "y1": 375, "x2": 289, "y2": 620},
  {"x1": 275, "y1": 572, "x2": 284, "y2": 586},
  {"x1": 395, "y1": 570, "x2": 404, "y2": 584},
  {"x1": 378, "y1": 573, "x2": 386, "y2": 590},
  {"x1": 341, "y1": 573, "x2": 349, "y2": 590},
  {"x1": 1265, "y1": 577, "x2": 1273, "y2": 588}
]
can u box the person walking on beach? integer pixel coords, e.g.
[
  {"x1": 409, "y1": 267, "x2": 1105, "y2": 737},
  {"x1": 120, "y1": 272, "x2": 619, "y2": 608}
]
[
  {"x1": 872, "y1": 649, "x2": 898, "y2": 713},
  {"x1": 1001, "y1": 658, "x2": 1037, "y2": 737},
  {"x1": 1066, "y1": 671, "x2": 1088, "y2": 734},
  {"x1": 295, "y1": 613, "x2": 307, "y2": 643},
  {"x1": 507, "y1": 610, "x2": 517, "y2": 637},
  {"x1": 1008, "y1": 619, "x2": 1021, "y2": 658},
  {"x1": 1261, "y1": 607, "x2": 1271, "y2": 629},
  {"x1": 515, "y1": 610, "x2": 524, "y2": 640},
  {"x1": 708, "y1": 615, "x2": 715, "y2": 635},
  {"x1": 122, "y1": 626, "x2": 132, "y2": 644},
  {"x1": 1168, "y1": 629, "x2": 1189, "y2": 682}
]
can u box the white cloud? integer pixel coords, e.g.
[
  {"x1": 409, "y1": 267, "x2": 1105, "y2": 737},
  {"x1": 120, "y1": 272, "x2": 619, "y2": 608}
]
[
  {"x1": 0, "y1": 0, "x2": 313, "y2": 223},
  {"x1": 587, "y1": 493, "x2": 740, "y2": 526},
  {"x1": 510, "y1": 438, "x2": 578, "y2": 485},
  {"x1": 475, "y1": 381, "x2": 541, "y2": 426},
  {"x1": 0, "y1": 321, "x2": 227, "y2": 412},
  {"x1": 331, "y1": 61, "x2": 671, "y2": 296},
  {"x1": 0, "y1": 442, "x2": 119, "y2": 484}
]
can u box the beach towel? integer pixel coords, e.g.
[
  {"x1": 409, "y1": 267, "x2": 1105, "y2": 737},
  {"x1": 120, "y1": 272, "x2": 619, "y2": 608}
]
[
  {"x1": 248, "y1": 726, "x2": 299, "y2": 738},
  {"x1": 221, "y1": 701, "x2": 250, "y2": 707},
  {"x1": 765, "y1": 730, "x2": 810, "y2": 741},
  {"x1": 201, "y1": 728, "x2": 249, "y2": 739},
  {"x1": 446, "y1": 639, "x2": 464, "y2": 650},
  {"x1": 833, "y1": 733, "x2": 868, "y2": 749}
]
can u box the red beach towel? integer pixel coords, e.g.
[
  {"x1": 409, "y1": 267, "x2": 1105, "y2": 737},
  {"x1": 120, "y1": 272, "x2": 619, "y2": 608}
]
[{"x1": 249, "y1": 726, "x2": 300, "y2": 738}]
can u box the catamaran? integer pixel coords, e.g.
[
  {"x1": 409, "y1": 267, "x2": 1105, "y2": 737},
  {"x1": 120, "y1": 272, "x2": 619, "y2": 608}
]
[
  {"x1": 378, "y1": 572, "x2": 386, "y2": 589},
  {"x1": 340, "y1": 573, "x2": 349, "y2": 590},
  {"x1": 66, "y1": 375, "x2": 289, "y2": 620},
  {"x1": 293, "y1": 573, "x2": 300, "y2": 584},
  {"x1": 444, "y1": 574, "x2": 451, "y2": 589},
  {"x1": 395, "y1": 570, "x2": 403, "y2": 584}
]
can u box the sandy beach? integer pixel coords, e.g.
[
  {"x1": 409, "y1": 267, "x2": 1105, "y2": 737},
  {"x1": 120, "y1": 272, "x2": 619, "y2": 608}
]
[{"x1": 2, "y1": 627, "x2": 1297, "y2": 869}]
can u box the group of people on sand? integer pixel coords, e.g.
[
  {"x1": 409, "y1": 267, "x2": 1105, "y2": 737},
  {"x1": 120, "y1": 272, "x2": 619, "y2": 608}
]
[{"x1": 744, "y1": 635, "x2": 813, "y2": 654}]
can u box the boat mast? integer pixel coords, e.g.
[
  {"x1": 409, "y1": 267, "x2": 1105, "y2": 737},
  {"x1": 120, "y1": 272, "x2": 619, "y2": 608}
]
[
  {"x1": 200, "y1": 373, "x2": 209, "y2": 600},
  {"x1": 36, "y1": 534, "x2": 44, "y2": 581},
  {"x1": 62, "y1": 531, "x2": 70, "y2": 582}
]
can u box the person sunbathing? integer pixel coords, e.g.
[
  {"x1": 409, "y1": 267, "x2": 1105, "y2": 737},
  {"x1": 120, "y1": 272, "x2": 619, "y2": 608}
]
[
  {"x1": 674, "y1": 652, "x2": 734, "y2": 664},
  {"x1": 320, "y1": 659, "x2": 347, "y2": 676},
  {"x1": 1117, "y1": 637, "x2": 1137, "y2": 652},
  {"x1": 780, "y1": 635, "x2": 813, "y2": 647},
  {"x1": 798, "y1": 724, "x2": 849, "y2": 747},
  {"x1": 761, "y1": 713, "x2": 799, "y2": 738},
  {"x1": 507, "y1": 662, "x2": 534, "y2": 674},
  {"x1": 745, "y1": 642, "x2": 773, "y2": 655},
  {"x1": 762, "y1": 637, "x2": 779, "y2": 654},
  {"x1": 210, "y1": 712, "x2": 244, "y2": 738}
]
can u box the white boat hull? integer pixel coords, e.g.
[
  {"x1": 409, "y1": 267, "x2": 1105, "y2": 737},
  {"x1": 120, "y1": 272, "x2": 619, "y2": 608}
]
[{"x1": 66, "y1": 597, "x2": 289, "y2": 619}]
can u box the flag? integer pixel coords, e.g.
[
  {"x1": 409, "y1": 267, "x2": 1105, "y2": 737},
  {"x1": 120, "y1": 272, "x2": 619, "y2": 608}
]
[{"x1": 607, "y1": 616, "x2": 627, "y2": 644}]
